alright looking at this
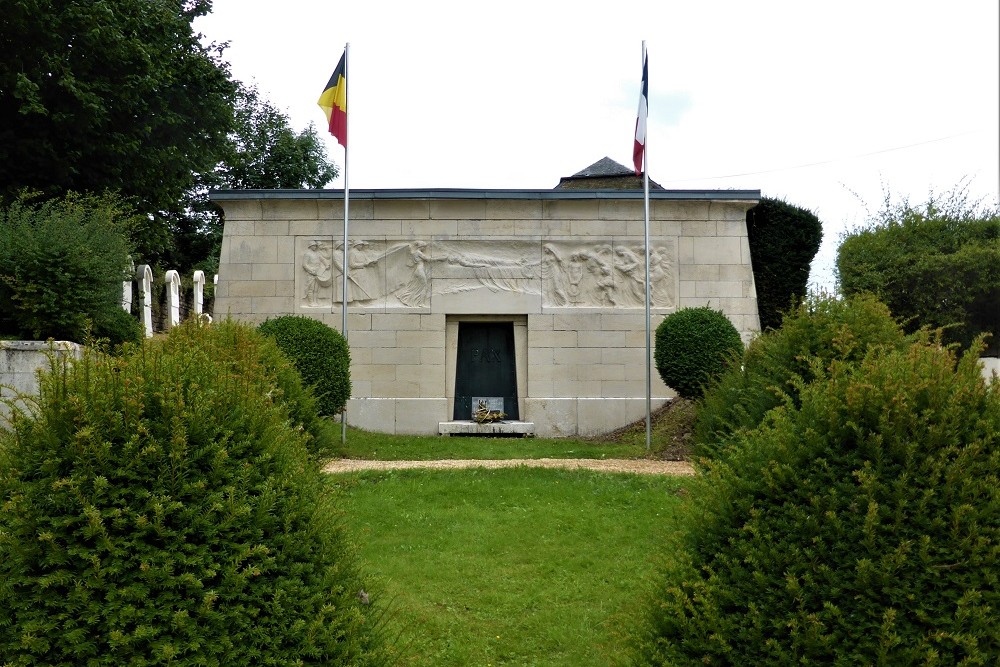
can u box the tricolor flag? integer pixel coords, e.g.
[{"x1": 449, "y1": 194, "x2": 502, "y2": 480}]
[
  {"x1": 633, "y1": 46, "x2": 648, "y2": 176},
  {"x1": 318, "y1": 50, "x2": 348, "y2": 147}
]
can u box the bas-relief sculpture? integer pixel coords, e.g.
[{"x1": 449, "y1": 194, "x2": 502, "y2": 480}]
[{"x1": 297, "y1": 238, "x2": 677, "y2": 310}]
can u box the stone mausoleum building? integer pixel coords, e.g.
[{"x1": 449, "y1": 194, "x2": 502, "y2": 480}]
[{"x1": 211, "y1": 159, "x2": 761, "y2": 437}]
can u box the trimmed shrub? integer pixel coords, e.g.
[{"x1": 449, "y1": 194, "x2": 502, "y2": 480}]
[
  {"x1": 0, "y1": 193, "x2": 135, "y2": 341},
  {"x1": 258, "y1": 315, "x2": 351, "y2": 417},
  {"x1": 0, "y1": 320, "x2": 384, "y2": 665},
  {"x1": 695, "y1": 292, "x2": 911, "y2": 457},
  {"x1": 746, "y1": 197, "x2": 823, "y2": 331},
  {"x1": 640, "y1": 339, "x2": 1000, "y2": 665},
  {"x1": 654, "y1": 306, "x2": 743, "y2": 400}
]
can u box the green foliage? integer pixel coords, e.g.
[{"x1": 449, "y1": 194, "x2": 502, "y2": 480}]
[
  {"x1": 258, "y1": 315, "x2": 351, "y2": 418},
  {"x1": 0, "y1": 320, "x2": 385, "y2": 665},
  {"x1": 90, "y1": 305, "x2": 144, "y2": 352},
  {"x1": 837, "y1": 186, "x2": 1000, "y2": 355},
  {"x1": 695, "y1": 292, "x2": 910, "y2": 456},
  {"x1": 0, "y1": 193, "x2": 134, "y2": 341},
  {"x1": 0, "y1": 0, "x2": 236, "y2": 263},
  {"x1": 166, "y1": 83, "x2": 339, "y2": 273},
  {"x1": 223, "y1": 84, "x2": 338, "y2": 190},
  {"x1": 654, "y1": 307, "x2": 743, "y2": 399},
  {"x1": 641, "y1": 340, "x2": 1000, "y2": 665},
  {"x1": 746, "y1": 197, "x2": 824, "y2": 330}
]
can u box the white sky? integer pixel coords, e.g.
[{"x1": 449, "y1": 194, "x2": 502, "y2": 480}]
[{"x1": 195, "y1": 0, "x2": 1000, "y2": 290}]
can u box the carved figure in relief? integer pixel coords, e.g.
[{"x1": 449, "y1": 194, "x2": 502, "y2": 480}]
[
  {"x1": 649, "y1": 245, "x2": 676, "y2": 307},
  {"x1": 541, "y1": 244, "x2": 569, "y2": 306},
  {"x1": 613, "y1": 246, "x2": 646, "y2": 307},
  {"x1": 444, "y1": 250, "x2": 533, "y2": 293},
  {"x1": 332, "y1": 240, "x2": 384, "y2": 304},
  {"x1": 586, "y1": 245, "x2": 616, "y2": 306},
  {"x1": 394, "y1": 241, "x2": 433, "y2": 307},
  {"x1": 566, "y1": 253, "x2": 587, "y2": 304},
  {"x1": 302, "y1": 240, "x2": 332, "y2": 306}
]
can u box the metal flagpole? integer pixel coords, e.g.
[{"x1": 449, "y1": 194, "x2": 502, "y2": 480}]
[
  {"x1": 340, "y1": 42, "x2": 350, "y2": 446},
  {"x1": 641, "y1": 41, "x2": 651, "y2": 453}
]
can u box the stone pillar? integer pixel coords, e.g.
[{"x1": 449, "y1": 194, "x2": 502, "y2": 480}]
[
  {"x1": 164, "y1": 270, "x2": 181, "y2": 329},
  {"x1": 136, "y1": 264, "x2": 154, "y2": 338}
]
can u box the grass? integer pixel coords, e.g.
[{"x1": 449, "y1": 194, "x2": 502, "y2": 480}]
[
  {"x1": 327, "y1": 398, "x2": 697, "y2": 461},
  {"x1": 331, "y1": 467, "x2": 690, "y2": 666},
  {"x1": 331, "y1": 426, "x2": 647, "y2": 461}
]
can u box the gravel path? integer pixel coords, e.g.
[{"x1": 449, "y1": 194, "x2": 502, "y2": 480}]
[{"x1": 323, "y1": 458, "x2": 694, "y2": 476}]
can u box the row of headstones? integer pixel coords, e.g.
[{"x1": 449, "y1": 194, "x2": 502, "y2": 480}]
[{"x1": 123, "y1": 265, "x2": 218, "y2": 338}]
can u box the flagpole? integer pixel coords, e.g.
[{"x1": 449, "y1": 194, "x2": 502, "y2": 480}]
[
  {"x1": 640, "y1": 41, "x2": 651, "y2": 453},
  {"x1": 340, "y1": 42, "x2": 350, "y2": 446}
]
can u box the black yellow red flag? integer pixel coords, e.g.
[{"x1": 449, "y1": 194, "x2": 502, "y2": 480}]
[{"x1": 318, "y1": 51, "x2": 347, "y2": 147}]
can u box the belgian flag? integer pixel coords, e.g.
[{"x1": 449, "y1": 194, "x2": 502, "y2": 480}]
[{"x1": 318, "y1": 50, "x2": 347, "y2": 147}]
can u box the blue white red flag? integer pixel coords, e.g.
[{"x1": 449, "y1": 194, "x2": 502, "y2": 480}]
[{"x1": 633, "y1": 45, "x2": 648, "y2": 176}]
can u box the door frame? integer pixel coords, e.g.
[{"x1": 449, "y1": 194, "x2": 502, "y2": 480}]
[{"x1": 446, "y1": 315, "x2": 527, "y2": 421}]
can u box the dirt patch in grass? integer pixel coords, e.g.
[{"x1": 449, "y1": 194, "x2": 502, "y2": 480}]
[{"x1": 586, "y1": 398, "x2": 697, "y2": 460}]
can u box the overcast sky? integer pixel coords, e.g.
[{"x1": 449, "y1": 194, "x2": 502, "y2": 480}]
[{"x1": 195, "y1": 0, "x2": 999, "y2": 289}]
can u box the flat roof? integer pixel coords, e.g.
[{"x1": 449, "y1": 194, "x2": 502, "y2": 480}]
[{"x1": 209, "y1": 188, "x2": 760, "y2": 202}]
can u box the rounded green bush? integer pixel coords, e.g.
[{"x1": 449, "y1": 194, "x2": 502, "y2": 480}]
[
  {"x1": 641, "y1": 340, "x2": 1000, "y2": 664},
  {"x1": 695, "y1": 292, "x2": 911, "y2": 457},
  {"x1": 654, "y1": 306, "x2": 743, "y2": 399},
  {"x1": 0, "y1": 320, "x2": 384, "y2": 665},
  {"x1": 258, "y1": 315, "x2": 351, "y2": 417}
]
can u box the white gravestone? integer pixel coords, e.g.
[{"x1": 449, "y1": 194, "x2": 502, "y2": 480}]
[
  {"x1": 136, "y1": 264, "x2": 153, "y2": 338},
  {"x1": 122, "y1": 258, "x2": 134, "y2": 313},
  {"x1": 164, "y1": 270, "x2": 181, "y2": 329},
  {"x1": 193, "y1": 270, "x2": 205, "y2": 317}
]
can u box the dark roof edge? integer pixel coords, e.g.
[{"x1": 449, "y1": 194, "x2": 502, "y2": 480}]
[{"x1": 209, "y1": 188, "x2": 760, "y2": 202}]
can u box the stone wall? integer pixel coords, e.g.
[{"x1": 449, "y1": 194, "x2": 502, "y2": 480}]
[
  {"x1": 0, "y1": 340, "x2": 82, "y2": 426},
  {"x1": 211, "y1": 189, "x2": 761, "y2": 437}
]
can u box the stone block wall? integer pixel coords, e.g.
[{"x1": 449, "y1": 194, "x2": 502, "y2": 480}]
[
  {"x1": 1, "y1": 341, "x2": 82, "y2": 426},
  {"x1": 212, "y1": 189, "x2": 760, "y2": 436}
]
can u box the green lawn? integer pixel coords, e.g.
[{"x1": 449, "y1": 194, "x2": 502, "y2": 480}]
[
  {"x1": 330, "y1": 467, "x2": 689, "y2": 666},
  {"x1": 332, "y1": 426, "x2": 647, "y2": 461},
  {"x1": 327, "y1": 398, "x2": 696, "y2": 462}
]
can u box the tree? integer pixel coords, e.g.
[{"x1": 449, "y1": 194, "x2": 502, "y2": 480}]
[
  {"x1": 0, "y1": 0, "x2": 237, "y2": 263},
  {"x1": 222, "y1": 84, "x2": 338, "y2": 190},
  {"x1": 746, "y1": 197, "x2": 823, "y2": 330},
  {"x1": 169, "y1": 83, "x2": 339, "y2": 273},
  {"x1": 837, "y1": 187, "x2": 1000, "y2": 355}
]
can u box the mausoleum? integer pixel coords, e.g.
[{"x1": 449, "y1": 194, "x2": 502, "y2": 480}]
[{"x1": 211, "y1": 160, "x2": 761, "y2": 437}]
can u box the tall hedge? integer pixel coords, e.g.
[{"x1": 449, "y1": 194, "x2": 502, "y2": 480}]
[
  {"x1": 746, "y1": 197, "x2": 823, "y2": 331},
  {"x1": 641, "y1": 338, "x2": 1000, "y2": 664},
  {"x1": 0, "y1": 193, "x2": 135, "y2": 341},
  {"x1": 837, "y1": 189, "x2": 1000, "y2": 355},
  {"x1": 0, "y1": 320, "x2": 384, "y2": 665}
]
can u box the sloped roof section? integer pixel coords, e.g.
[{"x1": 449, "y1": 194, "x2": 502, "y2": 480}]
[
  {"x1": 570, "y1": 156, "x2": 635, "y2": 178},
  {"x1": 555, "y1": 156, "x2": 664, "y2": 189}
]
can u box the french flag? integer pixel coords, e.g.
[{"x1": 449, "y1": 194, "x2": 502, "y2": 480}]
[{"x1": 633, "y1": 45, "x2": 648, "y2": 177}]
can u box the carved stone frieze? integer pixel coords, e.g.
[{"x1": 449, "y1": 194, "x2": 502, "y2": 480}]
[
  {"x1": 296, "y1": 238, "x2": 676, "y2": 309},
  {"x1": 541, "y1": 240, "x2": 676, "y2": 308}
]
